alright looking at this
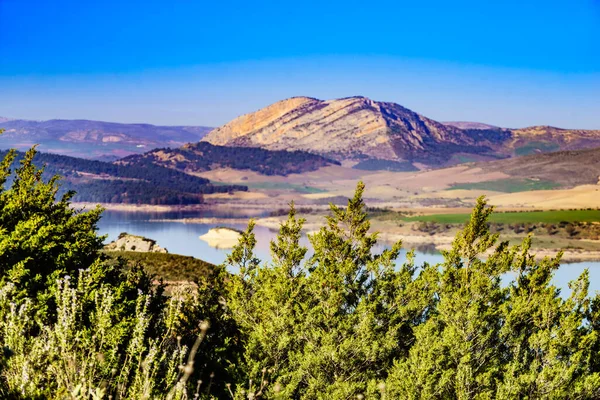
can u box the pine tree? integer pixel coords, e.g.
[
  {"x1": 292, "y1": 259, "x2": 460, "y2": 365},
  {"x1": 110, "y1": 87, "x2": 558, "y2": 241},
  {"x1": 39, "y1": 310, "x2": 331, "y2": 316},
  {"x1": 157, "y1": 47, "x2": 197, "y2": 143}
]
[
  {"x1": 227, "y1": 183, "x2": 436, "y2": 398},
  {"x1": 226, "y1": 205, "x2": 309, "y2": 397},
  {"x1": 387, "y1": 197, "x2": 513, "y2": 398},
  {"x1": 387, "y1": 197, "x2": 600, "y2": 399},
  {"x1": 498, "y1": 238, "x2": 600, "y2": 398},
  {"x1": 0, "y1": 147, "x2": 107, "y2": 316}
]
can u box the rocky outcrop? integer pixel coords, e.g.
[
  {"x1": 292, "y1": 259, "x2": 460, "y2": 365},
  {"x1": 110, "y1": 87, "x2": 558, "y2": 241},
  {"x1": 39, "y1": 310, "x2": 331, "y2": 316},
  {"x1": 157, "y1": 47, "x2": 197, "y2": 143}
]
[
  {"x1": 104, "y1": 232, "x2": 168, "y2": 253},
  {"x1": 199, "y1": 227, "x2": 242, "y2": 249}
]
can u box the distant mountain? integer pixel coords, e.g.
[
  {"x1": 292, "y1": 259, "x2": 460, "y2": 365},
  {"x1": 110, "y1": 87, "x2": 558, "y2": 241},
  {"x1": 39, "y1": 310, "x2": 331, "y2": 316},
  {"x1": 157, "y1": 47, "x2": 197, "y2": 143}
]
[
  {"x1": 120, "y1": 142, "x2": 340, "y2": 176},
  {"x1": 0, "y1": 118, "x2": 212, "y2": 160},
  {"x1": 202, "y1": 96, "x2": 503, "y2": 165},
  {"x1": 202, "y1": 97, "x2": 600, "y2": 167},
  {"x1": 442, "y1": 121, "x2": 500, "y2": 130},
  {"x1": 0, "y1": 149, "x2": 246, "y2": 205}
]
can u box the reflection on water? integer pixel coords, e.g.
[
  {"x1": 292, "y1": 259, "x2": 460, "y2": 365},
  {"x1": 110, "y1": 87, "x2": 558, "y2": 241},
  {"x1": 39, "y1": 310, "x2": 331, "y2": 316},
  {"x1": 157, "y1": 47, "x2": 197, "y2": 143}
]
[
  {"x1": 411, "y1": 243, "x2": 440, "y2": 255},
  {"x1": 98, "y1": 210, "x2": 600, "y2": 297}
]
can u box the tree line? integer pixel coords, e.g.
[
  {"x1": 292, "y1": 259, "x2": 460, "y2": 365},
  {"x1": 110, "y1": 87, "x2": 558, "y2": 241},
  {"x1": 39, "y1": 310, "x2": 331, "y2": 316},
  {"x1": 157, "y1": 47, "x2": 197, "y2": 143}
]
[
  {"x1": 123, "y1": 142, "x2": 340, "y2": 176},
  {"x1": 0, "y1": 149, "x2": 247, "y2": 205}
]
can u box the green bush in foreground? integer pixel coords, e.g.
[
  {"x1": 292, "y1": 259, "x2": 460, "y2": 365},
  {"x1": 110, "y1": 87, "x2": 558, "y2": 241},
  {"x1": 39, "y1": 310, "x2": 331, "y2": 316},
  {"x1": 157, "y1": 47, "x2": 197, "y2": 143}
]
[
  {"x1": 226, "y1": 186, "x2": 600, "y2": 398},
  {"x1": 0, "y1": 148, "x2": 238, "y2": 399},
  {"x1": 0, "y1": 146, "x2": 600, "y2": 399}
]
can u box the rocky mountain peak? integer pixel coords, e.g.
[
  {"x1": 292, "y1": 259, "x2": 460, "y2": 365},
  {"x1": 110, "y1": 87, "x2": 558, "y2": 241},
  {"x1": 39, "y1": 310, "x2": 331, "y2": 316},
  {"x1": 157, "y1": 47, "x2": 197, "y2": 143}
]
[
  {"x1": 201, "y1": 96, "x2": 600, "y2": 167},
  {"x1": 202, "y1": 96, "x2": 481, "y2": 163}
]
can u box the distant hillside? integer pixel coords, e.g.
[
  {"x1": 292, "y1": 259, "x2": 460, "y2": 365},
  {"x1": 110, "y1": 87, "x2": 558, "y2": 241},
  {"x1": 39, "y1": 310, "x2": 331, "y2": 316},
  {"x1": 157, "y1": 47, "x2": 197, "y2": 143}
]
[
  {"x1": 0, "y1": 149, "x2": 247, "y2": 205},
  {"x1": 508, "y1": 126, "x2": 600, "y2": 156},
  {"x1": 120, "y1": 142, "x2": 340, "y2": 176},
  {"x1": 0, "y1": 118, "x2": 212, "y2": 160},
  {"x1": 442, "y1": 121, "x2": 500, "y2": 130},
  {"x1": 6, "y1": 100, "x2": 600, "y2": 171},
  {"x1": 478, "y1": 146, "x2": 600, "y2": 187},
  {"x1": 201, "y1": 96, "x2": 600, "y2": 167}
]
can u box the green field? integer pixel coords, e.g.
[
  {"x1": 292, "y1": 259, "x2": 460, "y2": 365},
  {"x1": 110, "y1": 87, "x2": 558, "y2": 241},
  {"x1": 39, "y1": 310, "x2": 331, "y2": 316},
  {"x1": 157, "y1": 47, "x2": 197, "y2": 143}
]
[
  {"x1": 448, "y1": 178, "x2": 560, "y2": 193},
  {"x1": 400, "y1": 209, "x2": 600, "y2": 224},
  {"x1": 514, "y1": 141, "x2": 560, "y2": 156}
]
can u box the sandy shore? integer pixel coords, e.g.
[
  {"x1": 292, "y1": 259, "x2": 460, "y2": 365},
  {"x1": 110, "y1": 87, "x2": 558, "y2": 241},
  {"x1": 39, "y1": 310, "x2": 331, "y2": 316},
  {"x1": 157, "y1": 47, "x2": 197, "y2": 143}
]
[
  {"x1": 71, "y1": 202, "x2": 214, "y2": 212},
  {"x1": 70, "y1": 202, "x2": 272, "y2": 213}
]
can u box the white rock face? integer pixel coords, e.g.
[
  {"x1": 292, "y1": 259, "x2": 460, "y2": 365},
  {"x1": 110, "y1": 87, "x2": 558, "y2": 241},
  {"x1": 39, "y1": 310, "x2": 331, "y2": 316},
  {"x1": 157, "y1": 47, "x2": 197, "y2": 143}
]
[
  {"x1": 201, "y1": 96, "x2": 477, "y2": 162},
  {"x1": 199, "y1": 227, "x2": 242, "y2": 249},
  {"x1": 104, "y1": 232, "x2": 168, "y2": 253}
]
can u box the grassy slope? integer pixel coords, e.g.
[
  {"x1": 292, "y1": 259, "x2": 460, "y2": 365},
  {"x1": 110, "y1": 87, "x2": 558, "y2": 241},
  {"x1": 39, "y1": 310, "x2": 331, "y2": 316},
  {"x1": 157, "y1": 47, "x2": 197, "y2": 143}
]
[
  {"x1": 477, "y1": 147, "x2": 600, "y2": 188},
  {"x1": 105, "y1": 251, "x2": 217, "y2": 282},
  {"x1": 514, "y1": 141, "x2": 560, "y2": 156}
]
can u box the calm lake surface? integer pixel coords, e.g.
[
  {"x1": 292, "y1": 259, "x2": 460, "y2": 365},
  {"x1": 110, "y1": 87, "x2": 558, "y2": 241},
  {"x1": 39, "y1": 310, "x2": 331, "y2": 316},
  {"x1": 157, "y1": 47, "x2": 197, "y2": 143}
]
[{"x1": 98, "y1": 209, "x2": 600, "y2": 297}]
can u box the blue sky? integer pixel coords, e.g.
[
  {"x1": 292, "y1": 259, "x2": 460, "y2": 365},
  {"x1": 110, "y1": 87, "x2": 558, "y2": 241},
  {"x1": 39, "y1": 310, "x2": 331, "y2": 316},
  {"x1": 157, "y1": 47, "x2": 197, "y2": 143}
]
[{"x1": 0, "y1": 0, "x2": 599, "y2": 128}]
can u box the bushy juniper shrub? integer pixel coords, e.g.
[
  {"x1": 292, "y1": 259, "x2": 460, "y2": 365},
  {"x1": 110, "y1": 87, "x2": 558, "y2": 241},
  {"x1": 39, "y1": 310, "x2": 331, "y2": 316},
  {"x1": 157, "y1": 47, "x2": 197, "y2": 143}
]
[
  {"x1": 1, "y1": 144, "x2": 600, "y2": 399},
  {"x1": 0, "y1": 147, "x2": 239, "y2": 399}
]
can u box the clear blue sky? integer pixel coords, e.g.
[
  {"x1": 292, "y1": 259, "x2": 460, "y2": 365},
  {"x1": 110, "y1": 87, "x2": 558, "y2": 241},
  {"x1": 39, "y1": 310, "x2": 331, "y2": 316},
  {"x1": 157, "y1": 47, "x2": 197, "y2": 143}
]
[{"x1": 1, "y1": 0, "x2": 599, "y2": 128}]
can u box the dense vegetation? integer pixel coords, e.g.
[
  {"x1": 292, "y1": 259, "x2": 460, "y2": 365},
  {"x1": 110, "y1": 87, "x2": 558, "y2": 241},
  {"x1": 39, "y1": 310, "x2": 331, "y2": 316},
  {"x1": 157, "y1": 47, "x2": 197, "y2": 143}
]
[
  {"x1": 1, "y1": 145, "x2": 600, "y2": 398},
  {"x1": 122, "y1": 142, "x2": 340, "y2": 176},
  {"x1": 0, "y1": 147, "x2": 239, "y2": 398},
  {"x1": 462, "y1": 127, "x2": 513, "y2": 144},
  {"x1": 0, "y1": 149, "x2": 247, "y2": 205}
]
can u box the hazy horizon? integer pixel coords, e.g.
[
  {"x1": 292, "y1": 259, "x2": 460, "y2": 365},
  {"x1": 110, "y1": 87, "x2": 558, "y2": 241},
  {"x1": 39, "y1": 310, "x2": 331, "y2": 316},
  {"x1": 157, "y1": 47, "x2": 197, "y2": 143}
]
[{"x1": 1, "y1": 0, "x2": 599, "y2": 129}]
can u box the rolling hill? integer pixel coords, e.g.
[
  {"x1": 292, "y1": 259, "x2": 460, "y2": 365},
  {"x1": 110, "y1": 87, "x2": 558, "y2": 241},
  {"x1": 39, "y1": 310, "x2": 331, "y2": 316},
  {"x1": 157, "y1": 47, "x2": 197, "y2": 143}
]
[
  {"x1": 0, "y1": 149, "x2": 247, "y2": 205},
  {"x1": 120, "y1": 141, "x2": 340, "y2": 176},
  {"x1": 476, "y1": 146, "x2": 600, "y2": 187},
  {"x1": 0, "y1": 118, "x2": 212, "y2": 160}
]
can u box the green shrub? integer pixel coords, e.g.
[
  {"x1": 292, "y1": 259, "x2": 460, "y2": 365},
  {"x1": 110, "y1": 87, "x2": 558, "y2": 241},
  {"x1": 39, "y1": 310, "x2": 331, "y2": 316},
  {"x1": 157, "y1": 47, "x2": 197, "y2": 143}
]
[
  {"x1": 0, "y1": 147, "x2": 239, "y2": 399},
  {"x1": 1, "y1": 145, "x2": 600, "y2": 398},
  {"x1": 225, "y1": 189, "x2": 600, "y2": 398}
]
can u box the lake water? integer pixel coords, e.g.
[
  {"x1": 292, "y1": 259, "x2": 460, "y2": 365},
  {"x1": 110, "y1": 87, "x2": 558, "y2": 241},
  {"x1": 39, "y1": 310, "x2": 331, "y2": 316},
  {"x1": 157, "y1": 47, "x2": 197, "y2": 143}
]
[{"x1": 98, "y1": 209, "x2": 600, "y2": 297}]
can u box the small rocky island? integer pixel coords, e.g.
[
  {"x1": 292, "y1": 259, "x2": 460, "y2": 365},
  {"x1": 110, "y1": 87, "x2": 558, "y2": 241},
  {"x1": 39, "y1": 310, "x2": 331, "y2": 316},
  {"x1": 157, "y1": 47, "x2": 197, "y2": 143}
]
[
  {"x1": 104, "y1": 232, "x2": 168, "y2": 253},
  {"x1": 199, "y1": 227, "x2": 242, "y2": 249}
]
